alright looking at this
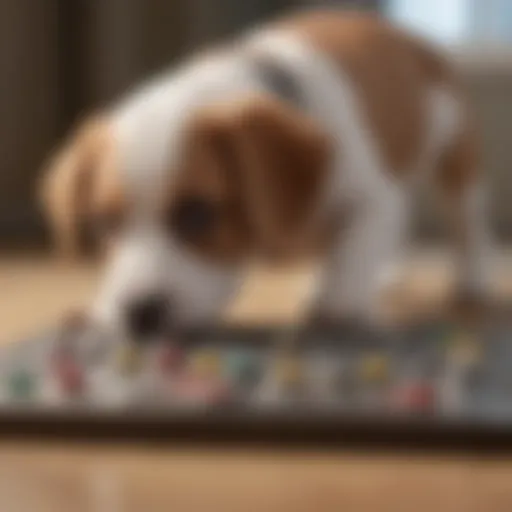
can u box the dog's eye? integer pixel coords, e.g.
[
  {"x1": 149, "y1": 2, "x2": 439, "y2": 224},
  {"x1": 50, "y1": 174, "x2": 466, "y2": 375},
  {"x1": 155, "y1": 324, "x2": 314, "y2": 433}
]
[{"x1": 169, "y1": 197, "x2": 217, "y2": 242}]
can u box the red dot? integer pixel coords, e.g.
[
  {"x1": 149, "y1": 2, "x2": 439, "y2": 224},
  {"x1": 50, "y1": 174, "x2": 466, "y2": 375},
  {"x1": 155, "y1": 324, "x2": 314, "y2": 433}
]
[
  {"x1": 56, "y1": 358, "x2": 84, "y2": 394},
  {"x1": 392, "y1": 382, "x2": 435, "y2": 412},
  {"x1": 159, "y1": 345, "x2": 183, "y2": 373}
]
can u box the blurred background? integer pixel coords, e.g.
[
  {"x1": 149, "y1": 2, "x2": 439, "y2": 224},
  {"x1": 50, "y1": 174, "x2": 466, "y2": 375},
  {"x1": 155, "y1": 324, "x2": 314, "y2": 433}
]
[{"x1": 1, "y1": 0, "x2": 511, "y2": 251}]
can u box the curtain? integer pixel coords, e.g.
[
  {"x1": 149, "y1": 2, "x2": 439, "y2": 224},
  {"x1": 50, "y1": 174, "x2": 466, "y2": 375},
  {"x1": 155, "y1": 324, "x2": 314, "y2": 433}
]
[{"x1": 0, "y1": 0, "x2": 60, "y2": 247}]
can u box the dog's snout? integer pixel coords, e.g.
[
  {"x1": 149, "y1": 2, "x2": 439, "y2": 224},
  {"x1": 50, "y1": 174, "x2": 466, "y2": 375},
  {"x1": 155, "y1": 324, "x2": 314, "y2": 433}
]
[{"x1": 125, "y1": 293, "x2": 169, "y2": 339}]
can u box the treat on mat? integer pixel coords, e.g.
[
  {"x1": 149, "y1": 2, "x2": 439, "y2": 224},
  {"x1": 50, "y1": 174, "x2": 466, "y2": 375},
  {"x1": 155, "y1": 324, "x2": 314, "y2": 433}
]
[
  {"x1": 274, "y1": 354, "x2": 303, "y2": 386},
  {"x1": 158, "y1": 344, "x2": 183, "y2": 374},
  {"x1": 390, "y1": 380, "x2": 436, "y2": 413},
  {"x1": 359, "y1": 353, "x2": 389, "y2": 384},
  {"x1": 225, "y1": 350, "x2": 251, "y2": 378},
  {"x1": 449, "y1": 333, "x2": 482, "y2": 366},
  {"x1": 172, "y1": 374, "x2": 229, "y2": 406},
  {"x1": 8, "y1": 369, "x2": 36, "y2": 400},
  {"x1": 189, "y1": 350, "x2": 221, "y2": 379},
  {"x1": 116, "y1": 344, "x2": 143, "y2": 376},
  {"x1": 54, "y1": 357, "x2": 84, "y2": 395}
]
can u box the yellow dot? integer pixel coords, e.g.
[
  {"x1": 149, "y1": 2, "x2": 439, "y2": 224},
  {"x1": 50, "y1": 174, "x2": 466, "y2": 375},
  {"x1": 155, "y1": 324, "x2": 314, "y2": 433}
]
[
  {"x1": 360, "y1": 354, "x2": 388, "y2": 383},
  {"x1": 275, "y1": 356, "x2": 302, "y2": 385},
  {"x1": 190, "y1": 351, "x2": 221, "y2": 378},
  {"x1": 116, "y1": 345, "x2": 142, "y2": 375},
  {"x1": 450, "y1": 333, "x2": 481, "y2": 366}
]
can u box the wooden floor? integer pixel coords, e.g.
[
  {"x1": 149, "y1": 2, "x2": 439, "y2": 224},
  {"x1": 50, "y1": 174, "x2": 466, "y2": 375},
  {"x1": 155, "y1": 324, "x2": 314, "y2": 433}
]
[
  {"x1": 1, "y1": 252, "x2": 512, "y2": 512},
  {"x1": 4, "y1": 443, "x2": 512, "y2": 512}
]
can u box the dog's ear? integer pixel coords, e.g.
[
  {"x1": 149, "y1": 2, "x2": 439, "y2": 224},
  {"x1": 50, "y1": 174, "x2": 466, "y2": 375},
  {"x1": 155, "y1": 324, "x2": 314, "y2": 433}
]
[
  {"x1": 39, "y1": 116, "x2": 107, "y2": 256},
  {"x1": 223, "y1": 95, "x2": 331, "y2": 257}
]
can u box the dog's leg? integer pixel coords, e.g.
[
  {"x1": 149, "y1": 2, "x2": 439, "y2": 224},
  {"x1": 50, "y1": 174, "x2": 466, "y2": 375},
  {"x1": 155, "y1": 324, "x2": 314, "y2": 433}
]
[
  {"x1": 435, "y1": 126, "x2": 494, "y2": 317},
  {"x1": 449, "y1": 183, "x2": 493, "y2": 299},
  {"x1": 312, "y1": 183, "x2": 409, "y2": 327}
]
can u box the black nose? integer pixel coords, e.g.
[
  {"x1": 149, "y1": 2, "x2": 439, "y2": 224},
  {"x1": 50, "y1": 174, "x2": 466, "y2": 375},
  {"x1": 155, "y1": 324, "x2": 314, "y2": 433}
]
[{"x1": 125, "y1": 294, "x2": 169, "y2": 339}]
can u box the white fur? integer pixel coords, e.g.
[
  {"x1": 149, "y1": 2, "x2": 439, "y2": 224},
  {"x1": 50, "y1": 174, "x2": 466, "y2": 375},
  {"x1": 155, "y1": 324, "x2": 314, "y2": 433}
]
[
  {"x1": 93, "y1": 224, "x2": 242, "y2": 334},
  {"x1": 93, "y1": 28, "x2": 488, "y2": 333},
  {"x1": 453, "y1": 181, "x2": 493, "y2": 294}
]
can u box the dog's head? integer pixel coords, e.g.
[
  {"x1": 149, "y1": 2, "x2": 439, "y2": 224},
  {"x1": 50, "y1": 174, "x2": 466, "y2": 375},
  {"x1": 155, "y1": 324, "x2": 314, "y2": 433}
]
[{"x1": 40, "y1": 94, "x2": 330, "y2": 339}]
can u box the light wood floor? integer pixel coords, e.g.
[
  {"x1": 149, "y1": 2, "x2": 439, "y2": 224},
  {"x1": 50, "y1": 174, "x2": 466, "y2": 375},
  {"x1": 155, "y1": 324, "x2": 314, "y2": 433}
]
[{"x1": 1, "y1": 252, "x2": 512, "y2": 512}]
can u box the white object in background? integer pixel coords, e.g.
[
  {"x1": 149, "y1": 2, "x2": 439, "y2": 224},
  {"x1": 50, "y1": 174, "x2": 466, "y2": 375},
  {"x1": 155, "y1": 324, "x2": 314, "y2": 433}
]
[{"x1": 387, "y1": 0, "x2": 470, "y2": 44}]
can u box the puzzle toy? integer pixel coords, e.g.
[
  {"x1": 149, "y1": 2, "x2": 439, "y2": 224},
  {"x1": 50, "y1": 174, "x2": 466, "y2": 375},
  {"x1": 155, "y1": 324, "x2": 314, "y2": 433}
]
[{"x1": 1, "y1": 310, "x2": 512, "y2": 448}]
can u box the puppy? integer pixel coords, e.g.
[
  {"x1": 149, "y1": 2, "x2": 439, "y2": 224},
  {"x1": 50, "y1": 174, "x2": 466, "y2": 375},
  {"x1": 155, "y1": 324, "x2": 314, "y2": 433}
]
[{"x1": 41, "y1": 11, "x2": 492, "y2": 339}]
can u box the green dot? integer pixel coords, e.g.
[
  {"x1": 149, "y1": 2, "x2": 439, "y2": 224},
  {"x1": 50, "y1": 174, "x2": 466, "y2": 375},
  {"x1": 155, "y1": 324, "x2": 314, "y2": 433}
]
[
  {"x1": 225, "y1": 352, "x2": 245, "y2": 376},
  {"x1": 226, "y1": 352, "x2": 260, "y2": 387},
  {"x1": 8, "y1": 370, "x2": 36, "y2": 399}
]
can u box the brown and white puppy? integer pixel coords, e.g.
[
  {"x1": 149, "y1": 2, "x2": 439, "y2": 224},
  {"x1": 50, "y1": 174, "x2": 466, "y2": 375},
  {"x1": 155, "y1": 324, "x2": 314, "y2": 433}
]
[{"x1": 41, "y1": 12, "x2": 492, "y2": 339}]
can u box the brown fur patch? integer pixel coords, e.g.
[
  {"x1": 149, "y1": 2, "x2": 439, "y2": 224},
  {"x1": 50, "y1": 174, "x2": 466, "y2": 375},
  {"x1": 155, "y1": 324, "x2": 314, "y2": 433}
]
[
  {"x1": 167, "y1": 107, "x2": 255, "y2": 262},
  {"x1": 167, "y1": 94, "x2": 332, "y2": 263},
  {"x1": 40, "y1": 116, "x2": 125, "y2": 256},
  {"x1": 276, "y1": 11, "x2": 458, "y2": 175},
  {"x1": 437, "y1": 126, "x2": 480, "y2": 197}
]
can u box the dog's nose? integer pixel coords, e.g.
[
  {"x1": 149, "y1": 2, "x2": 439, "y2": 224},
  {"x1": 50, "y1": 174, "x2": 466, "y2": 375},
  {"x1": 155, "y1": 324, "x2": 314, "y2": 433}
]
[{"x1": 125, "y1": 293, "x2": 169, "y2": 339}]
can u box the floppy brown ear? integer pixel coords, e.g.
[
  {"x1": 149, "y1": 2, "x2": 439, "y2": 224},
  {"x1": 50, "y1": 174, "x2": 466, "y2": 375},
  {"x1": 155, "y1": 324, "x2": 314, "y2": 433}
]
[
  {"x1": 39, "y1": 117, "x2": 106, "y2": 256},
  {"x1": 229, "y1": 95, "x2": 332, "y2": 257}
]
